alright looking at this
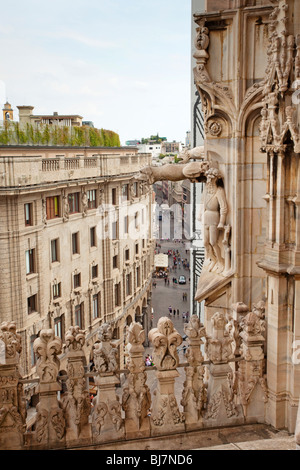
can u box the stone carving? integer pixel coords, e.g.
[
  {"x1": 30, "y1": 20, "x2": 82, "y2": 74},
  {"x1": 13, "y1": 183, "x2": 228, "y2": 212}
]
[
  {"x1": 93, "y1": 323, "x2": 118, "y2": 374},
  {"x1": 122, "y1": 322, "x2": 151, "y2": 437},
  {"x1": 61, "y1": 327, "x2": 91, "y2": 442},
  {"x1": 148, "y1": 318, "x2": 185, "y2": 435},
  {"x1": 0, "y1": 322, "x2": 26, "y2": 449},
  {"x1": 200, "y1": 168, "x2": 228, "y2": 274},
  {"x1": 81, "y1": 191, "x2": 88, "y2": 217},
  {"x1": 204, "y1": 312, "x2": 243, "y2": 425},
  {"x1": 63, "y1": 194, "x2": 70, "y2": 222},
  {"x1": 205, "y1": 312, "x2": 234, "y2": 364},
  {"x1": 91, "y1": 323, "x2": 124, "y2": 443},
  {"x1": 148, "y1": 317, "x2": 182, "y2": 370},
  {"x1": 138, "y1": 159, "x2": 229, "y2": 275},
  {"x1": 181, "y1": 316, "x2": 207, "y2": 427},
  {"x1": 235, "y1": 307, "x2": 268, "y2": 420},
  {"x1": 33, "y1": 330, "x2": 66, "y2": 447},
  {"x1": 0, "y1": 322, "x2": 22, "y2": 362},
  {"x1": 177, "y1": 145, "x2": 204, "y2": 164}
]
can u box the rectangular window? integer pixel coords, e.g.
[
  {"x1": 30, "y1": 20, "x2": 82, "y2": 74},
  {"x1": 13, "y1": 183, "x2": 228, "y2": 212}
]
[
  {"x1": 51, "y1": 239, "x2": 59, "y2": 263},
  {"x1": 92, "y1": 294, "x2": 100, "y2": 319},
  {"x1": 115, "y1": 282, "x2": 121, "y2": 307},
  {"x1": 124, "y1": 215, "x2": 129, "y2": 234},
  {"x1": 74, "y1": 303, "x2": 84, "y2": 329},
  {"x1": 112, "y1": 188, "x2": 117, "y2": 206},
  {"x1": 68, "y1": 192, "x2": 80, "y2": 214},
  {"x1": 135, "y1": 243, "x2": 139, "y2": 255},
  {"x1": 46, "y1": 196, "x2": 60, "y2": 220},
  {"x1": 125, "y1": 249, "x2": 130, "y2": 261},
  {"x1": 121, "y1": 184, "x2": 129, "y2": 202},
  {"x1": 112, "y1": 221, "x2": 118, "y2": 240},
  {"x1": 25, "y1": 249, "x2": 35, "y2": 275},
  {"x1": 133, "y1": 182, "x2": 138, "y2": 197},
  {"x1": 27, "y1": 294, "x2": 37, "y2": 314},
  {"x1": 53, "y1": 282, "x2": 61, "y2": 299},
  {"x1": 126, "y1": 273, "x2": 132, "y2": 296},
  {"x1": 113, "y1": 255, "x2": 118, "y2": 269},
  {"x1": 87, "y1": 190, "x2": 96, "y2": 209},
  {"x1": 136, "y1": 266, "x2": 141, "y2": 287},
  {"x1": 54, "y1": 316, "x2": 64, "y2": 339},
  {"x1": 90, "y1": 227, "x2": 96, "y2": 247},
  {"x1": 92, "y1": 264, "x2": 98, "y2": 279},
  {"x1": 30, "y1": 334, "x2": 38, "y2": 366},
  {"x1": 74, "y1": 273, "x2": 81, "y2": 289},
  {"x1": 24, "y1": 203, "x2": 33, "y2": 226},
  {"x1": 72, "y1": 232, "x2": 80, "y2": 255}
]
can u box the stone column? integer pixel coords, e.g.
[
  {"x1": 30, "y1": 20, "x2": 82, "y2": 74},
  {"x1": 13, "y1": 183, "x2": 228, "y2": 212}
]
[
  {"x1": 181, "y1": 315, "x2": 207, "y2": 430},
  {"x1": 236, "y1": 310, "x2": 268, "y2": 423},
  {"x1": 0, "y1": 322, "x2": 26, "y2": 450},
  {"x1": 122, "y1": 322, "x2": 151, "y2": 439},
  {"x1": 91, "y1": 323, "x2": 125, "y2": 444},
  {"x1": 32, "y1": 329, "x2": 66, "y2": 449},
  {"x1": 61, "y1": 326, "x2": 91, "y2": 445},
  {"x1": 148, "y1": 317, "x2": 185, "y2": 436},
  {"x1": 204, "y1": 312, "x2": 244, "y2": 427}
]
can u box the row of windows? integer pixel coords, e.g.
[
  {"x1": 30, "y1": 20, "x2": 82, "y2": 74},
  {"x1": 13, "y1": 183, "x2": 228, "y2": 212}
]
[
  {"x1": 26, "y1": 232, "x2": 143, "y2": 275},
  {"x1": 24, "y1": 183, "x2": 142, "y2": 226},
  {"x1": 27, "y1": 258, "x2": 147, "y2": 315}
]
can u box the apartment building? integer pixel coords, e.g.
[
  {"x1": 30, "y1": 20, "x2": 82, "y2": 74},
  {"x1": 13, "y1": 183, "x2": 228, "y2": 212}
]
[{"x1": 0, "y1": 145, "x2": 155, "y2": 399}]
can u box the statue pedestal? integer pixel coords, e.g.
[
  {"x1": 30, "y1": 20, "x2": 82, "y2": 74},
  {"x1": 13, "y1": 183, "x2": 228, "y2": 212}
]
[
  {"x1": 204, "y1": 363, "x2": 244, "y2": 427},
  {"x1": 150, "y1": 370, "x2": 185, "y2": 437}
]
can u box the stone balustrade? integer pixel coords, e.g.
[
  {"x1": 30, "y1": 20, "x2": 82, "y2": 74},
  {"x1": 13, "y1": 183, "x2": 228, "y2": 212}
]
[
  {"x1": 0, "y1": 147, "x2": 151, "y2": 189},
  {"x1": 0, "y1": 303, "x2": 273, "y2": 450}
]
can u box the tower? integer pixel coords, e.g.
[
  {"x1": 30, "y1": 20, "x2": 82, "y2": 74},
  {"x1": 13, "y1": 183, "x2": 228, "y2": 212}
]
[{"x1": 2, "y1": 102, "x2": 13, "y2": 121}]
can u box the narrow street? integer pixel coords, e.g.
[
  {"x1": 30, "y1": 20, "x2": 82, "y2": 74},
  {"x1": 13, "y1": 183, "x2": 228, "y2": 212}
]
[{"x1": 151, "y1": 239, "x2": 191, "y2": 339}]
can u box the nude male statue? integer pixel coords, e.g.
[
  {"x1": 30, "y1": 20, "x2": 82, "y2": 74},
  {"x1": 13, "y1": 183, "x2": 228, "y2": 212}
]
[{"x1": 138, "y1": 160, "x2": 228, "y2": 274}]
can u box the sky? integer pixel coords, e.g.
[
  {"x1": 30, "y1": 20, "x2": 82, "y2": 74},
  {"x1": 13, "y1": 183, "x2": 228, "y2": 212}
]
[{"x1": 0, "y1": 0, "x2": 192, "y2": 146}]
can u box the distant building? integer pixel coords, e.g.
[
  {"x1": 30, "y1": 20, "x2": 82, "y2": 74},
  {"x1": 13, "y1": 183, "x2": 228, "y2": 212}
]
[
  {"x1": 161, "y1": 141, "x2": 182, "y2": 154},
  {"x1": 125, "y1": 140, "x2": 141, "y2": 146},
  {"x1": 137, "y1": 143, "x2": 162, "y2": 159},
  {"x1": 17, "y1": 105, "x2": 83, "y2": 127}
]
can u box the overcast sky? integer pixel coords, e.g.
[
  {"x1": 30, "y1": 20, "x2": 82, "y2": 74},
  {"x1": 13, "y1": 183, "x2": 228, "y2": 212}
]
[{"x1": 0, "y1": 0, "x2": 192, "y2": 145}]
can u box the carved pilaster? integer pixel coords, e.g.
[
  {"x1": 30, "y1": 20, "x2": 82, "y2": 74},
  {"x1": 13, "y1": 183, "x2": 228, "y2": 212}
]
[
  {"x1": 181, "y1": 315, "x2": 207, "y2": 429},
  {"x1": 204, "y1": 313, "x2": 244, "y2": 427},
  {"x1": 91, "y1": 323, "x2": 125, "y2": 444},
  {"x1": 236, "y1": 309, "x2": 268, "y2": 422},
  {"x1": 122, "y1": 322, "x2": 151, "y2": 439},
  {"x1": 61, "y1": 326, "x2": 91, "y2": 444},
  {"x1": 148, "y1": 317, "x2": 185, "y2": 436},
  {"x1": 0, "y1": 322, "x2": 26, "y2": 450},
  {"x1": 32, "y1": 330, "x2": 66, "y2": 448}
]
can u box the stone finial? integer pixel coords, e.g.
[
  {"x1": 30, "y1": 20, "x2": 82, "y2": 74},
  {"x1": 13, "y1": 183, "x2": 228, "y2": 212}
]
[
  {"x1": 184, "y1": 315, "x2": 206, "y2": 364},
  {"x1": 0, "y1": 322, "x2": 22, "y2": 363},
  {"x1": 33, "y1": 330, "x2": 62, "y2": 385},
  {"x1": 148, "y1": 317, "x2": 182, "y2": 370},
  {"x1": 65, "y1": 326, "x2": 86, "y2": 352}
]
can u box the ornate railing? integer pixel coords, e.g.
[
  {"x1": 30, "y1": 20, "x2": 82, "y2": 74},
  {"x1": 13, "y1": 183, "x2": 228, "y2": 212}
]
[{"x1": 0, "y1": 302, "x2": 269, "y2": 450}]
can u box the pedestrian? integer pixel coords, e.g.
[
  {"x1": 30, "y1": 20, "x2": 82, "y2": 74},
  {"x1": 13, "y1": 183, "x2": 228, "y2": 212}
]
[
  {"x1": 168, "y1": 305, "x2": 172, "y2": 315},
  {"x1": 167, "y1": 279, "x2": 170, "y2": 286},
  {"x1": 164, "y1": 278, "x2": 167, "y2": 285},
  {"x1": 173, "y1": 309, "x2": 176, "y2": 316},
  {"x1": 177, "y1": 309, "x2": 179, "y2": 316},
  {"x1": 182, "y1": 292, "x2": 185, "y2": 301}
]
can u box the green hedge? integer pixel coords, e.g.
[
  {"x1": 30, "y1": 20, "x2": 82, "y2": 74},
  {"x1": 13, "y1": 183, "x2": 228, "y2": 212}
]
[{"x1": 0, "y1": 122, "x2": 121, "y2": 147}]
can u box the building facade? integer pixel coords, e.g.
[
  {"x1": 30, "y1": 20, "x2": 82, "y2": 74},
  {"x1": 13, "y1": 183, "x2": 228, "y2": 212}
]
[
  {"x1": 191, "y1": 0, "x2": 300, "y2": 432},
  {"x1": 0, "y1": 145, "x2": 155, "y2": 397}
]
